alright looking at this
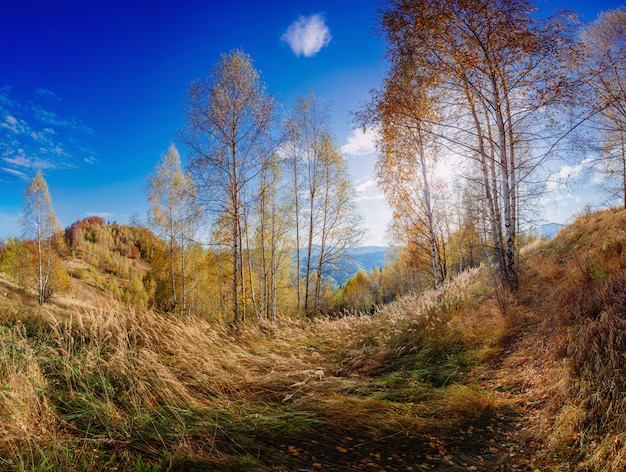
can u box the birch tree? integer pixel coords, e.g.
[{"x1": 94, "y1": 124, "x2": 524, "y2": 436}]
[
  {"x1": 284, "y1": 94, "x2": 327, "y2": 315},
  {"x1": 146, "y1": 143, "x2": 201, "y2": 319},
  {"x1": 375, "y1": 0, "x2": 575, "y2": 291},
  {"x1": 285, "y1": 94, "x2": 363, "y2": 316},
  {"x1": 312, "y1": 135, "x2": 364, "y2": 314},
  {"x1": 361, "y1": 64, "x2": 446, "y2": 289},
  {"x1": 20, "y1": 170, "x2": 61, "y2": 304},
  {"x1": 579, "y1": 8, "x2": 626, "y2": 207},
  {"x1": 252, "y1": 156, "x2": 292, "y2": 320},
  {"x1": 183, "y1": 50, "x2": 276, "y2": 323}
]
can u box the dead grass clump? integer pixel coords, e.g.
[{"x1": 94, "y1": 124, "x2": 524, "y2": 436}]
[
  {"x1": 57, "y1": 303, "x2": 252, "y2": 401},
  {"x1": 307, "y1": 266, "x2": 492, "y2": 379},
  {"x1": 428, "y1": 384, "x2": 501, "y2": 427},
  {"x1": 0, "y1": 323, "x2": 54, "y2": 439},
  {"x1": 565, "y1": 306, "x2": 626, "y2": 430},
  {"x1": 581, "y1": 433, "x2": 626, "y2": 472}
]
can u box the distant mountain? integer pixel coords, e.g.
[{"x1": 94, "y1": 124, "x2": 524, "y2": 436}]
[
  {"x1": 332, "y1": 246, "x2": 388, "y2": 286},
  {"x1": 323, "y1": 246, "x2": 389, "y2": 287}
]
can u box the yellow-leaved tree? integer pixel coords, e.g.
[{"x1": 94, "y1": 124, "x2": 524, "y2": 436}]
[
  {"x1": 146, "y1": 143, "x2": 202, "y2": 320},
  {"x1": 182, "y1": 50, "x2": 278, "y2": 323},
  {"x1": 20, "y1": 170, "x2": 63, "y2": 304}
]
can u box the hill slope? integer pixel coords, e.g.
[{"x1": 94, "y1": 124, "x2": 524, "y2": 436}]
[
  {"x1": 1, "y1": 209, "x2": 626, "y2": 470},
  {"x1": 512, "y1": 208, "x2": 626, "y2": 470}
]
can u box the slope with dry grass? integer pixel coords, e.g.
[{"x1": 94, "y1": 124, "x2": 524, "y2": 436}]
[
  {"x1": 0, "y1": 262, "x2": 524, "y2": 471},
  {"x1": 511, "y1": 208, "x2": 626, "y2": 471},
  {"x1": 3, "y1": 208, "x2": 626, "y2": 471}
]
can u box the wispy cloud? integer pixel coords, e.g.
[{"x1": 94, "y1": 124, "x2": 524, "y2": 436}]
[
  {"x1": 30, "y1": 129, "x2": 55, "y2": 146},
  {"x1": 355, "y1": 178, "x2": 384, "y2": 202},
  {"x1": 281, "y1": 14, "x2": 331, "y2": 58},
  {"x1": 0, "y1": 86, "x2": 19, "y2": 110},
  {"x1": 35, "y1": 88, "x2": 61, "y2": 102},
  {"x1": 0, "y1": 87, "x2": 95, "y2": 176},
  {"x1": 546, "y1": 157, "x2": 594, "y2": 192},
  {"x1": 3, "y1": 155, "x2": 57, "y2": 170},
  {"x1": 1, "y1": 115, "x2": 29, "y2": 135},
  {"x1": 356, "y1": 193, "x2": 385, "y2": 202},
  {"x1": 341, "y1": 127, "x2": 378, "y2": 156},
  {"x1": 86, "y1": 211, "x2": 115, "y2": 218},
  {"x1": 0, "y1": 167, "x2": 28, "y2": 179},
  {"x1": 32, "y1": 106, "x2": 93, "y2": 135},
  {"x1": 356, "y1": 178, "x2": 376, "y2": 193}
]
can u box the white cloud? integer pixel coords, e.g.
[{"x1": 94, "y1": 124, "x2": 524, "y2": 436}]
[
  {"x1": 86, "y1": 212, "x2": 116, "y2": 218},
  {"x1": 546, "y1": 160, "x2": 590, "y2": 192},
  {"x1": 1, "y1": 115, "x2": 29, "y2": 135},
  {"x1": 356, "y1": 193, "x2": 385, "y2": 202},
  {"x1": 3, "y1": 154, "x2": 56, "y2": 170},
  {"x1": 341, "y1": 127, "x2": 378, "y2": 156},
  {"x1": 356, "y1": 178, "x2": 376, "y2": 193},
  {"x1": 32, "y1": 106, "x2": 93, "y2": 135},
  {"x1": 0, "y1": 167, "x2": 27, "y2": 179},
  {"x1": 50, "y1": 145, "x2": 68, "y2": 156},
  {"x1": 0, "y1": 87, "x2": 96, "y2": 177},
  {"x1": 281, "y1": 14, "x2": 331, "y2": 57},
  {"x1": 355, "y1": 179, "x2": 385, "y2": 202}
]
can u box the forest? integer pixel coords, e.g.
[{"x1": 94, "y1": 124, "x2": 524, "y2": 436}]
[
  {"x1": 1, "y1": 0, "x2": 626, "y2": 470},
  {"x1": 4, "y1": 2, "x2": 625, "y2": 321}
]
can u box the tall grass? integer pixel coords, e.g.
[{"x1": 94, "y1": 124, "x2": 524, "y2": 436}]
[
  {"x1": 519, "y1": 208, "x2": 626, "y2": 471},
  {"x1": 3, "y1": 208, "x2": 623, "y2": 469},
  {"x1": 0, "y1": 263, "x2": 504, "y2": 470}
]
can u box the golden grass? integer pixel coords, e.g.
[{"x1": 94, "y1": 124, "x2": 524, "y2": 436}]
[
  {"x1": 0, "y1": 207, "x2": 613, "y2": 470},
  {"x1": 517, "y1": 208, "x2": 626, "y2": 471},
  {"x1": 0, "y1": 324, "x2": 52, "y2": 437},
  {"x1": 0, "y1": 262, "x2": 504, "y2": 470},
  {"x1": 21, "y1": 206, "x2": 626, "y2": 470}
]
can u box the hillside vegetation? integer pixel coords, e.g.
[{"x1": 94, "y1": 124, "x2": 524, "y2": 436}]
[{"x1": 1, "y1": 209, "x2": 626, "y2": 471}]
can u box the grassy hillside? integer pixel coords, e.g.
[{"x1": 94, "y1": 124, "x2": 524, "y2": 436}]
[
  {"x1": 1, "y1": 208, "x2": 626, "y2": 471},
  {"x1": 514, "y1": 208, "x2": 626, "y2": 471}
]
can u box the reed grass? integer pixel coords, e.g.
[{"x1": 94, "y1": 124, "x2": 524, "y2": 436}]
[
  {"x1": 0, "y1": 261, "x2": 507, "y2": 470},
  {"x1": 518, "y1": 208, "x2": 626, "y2": 471}
]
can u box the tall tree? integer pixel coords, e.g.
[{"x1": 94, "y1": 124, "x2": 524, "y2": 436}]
[
  {"x1": 579, "y1": 8, "x2": 626, "y2": 208},
  {"x1": 312, "y1": 134, "x2": 364, "y2": 314},
  {"x1": 284, "y1": 94, "x2": 328, "y2": 314},
  {"x1": 286, "y1": 94, "x2": 363, "y2": 316},
  {"x1": 283, "y1": 104, "x2": 307, "y2": 314},
  {"x1": 362, "y1": 64, "x2": 446, "y2": 289},
  {"x1": 20, "y1": 170, "x2": 61, "y2": 304},
  {"x1": 146, "y1": 143, "x2": 201, "y2": 319},
  {"x1": 375, "y1": 0, "x2": 575, "y2": 291},
  {"x1": 183, "y1": 49, "x2": 277, "y2": 323},
  {"x1": 252, "y1": 155, "x2": 293, "y2": 320}
]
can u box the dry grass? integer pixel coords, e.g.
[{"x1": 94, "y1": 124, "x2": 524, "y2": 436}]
[
  {"x1": 517, "y1": 208, "x2": 626, "y2": 471},
  {"x1": 0, "y1": 262, "x2": 508, "y2": 470},
  {"x1": 8, "y1": 204, "x2": 626, "y2": 470},
  {"x1": 20, "y1": 206, "x2": 626, "y2": 470}
]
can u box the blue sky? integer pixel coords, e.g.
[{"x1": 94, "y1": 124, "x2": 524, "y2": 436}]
[{"x1": 0, "y1": 0, "x2": 623, "y2": 246}]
